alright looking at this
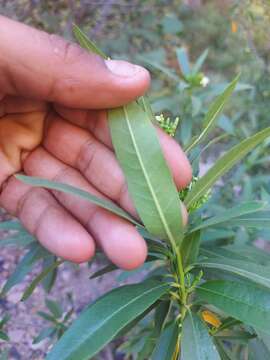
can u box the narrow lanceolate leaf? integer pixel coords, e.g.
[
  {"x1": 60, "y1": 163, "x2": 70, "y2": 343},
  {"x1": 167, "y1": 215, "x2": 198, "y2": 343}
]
[
  {"x1": 185, "y1": 75, "x2": 239, "y2": 153},
  {"x1": 185, "y1": 127, "x2": 270, "y2": 210},
  {"x1": 182, "y1": 311, "x2": 220, "y2": 360},
  {"x1": 109, "y1": 102, "x2": 184, "y2": 247},
  {"x1": 151, "y1": 321, "x2": 178, "y2": 360},
  {"x1": 22, "y1": 259, "x2": 64, "y2": 301},
  {"x1": 0, "y1": 220, "x2": 25, "y2": 231},
  {"x1": 196, "y1": 258, "x2": 270, "y2": 289},
  {"x1": 72, "y1": 24, "x2": 107, "y2": 59},
  {"x1": 46, "y1": 279, "x2": 170, "y2": 360},
  {"x1": 190, "y1": 201, "x2": 267, "y2": 233},
  {"x1": 1, "y1": 242, "x2": 49, "y2": 295},
  {"x1": 16, "y1": 175, "x2": 139, "y2": 227},
  {"x1": 196, "y1": 281, "x2": 270, "y2": 334}
]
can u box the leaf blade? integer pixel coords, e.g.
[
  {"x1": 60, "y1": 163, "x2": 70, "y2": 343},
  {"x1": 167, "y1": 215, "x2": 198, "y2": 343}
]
[
  {"x1": 185, "y1": 127, "x2": 270, "y2": 209},
  {"x1": 109, "y1": 102, "x2": 184, "y2": 247},
  {"x1": 46, "y1": 279, "x2": 170, "y2": 360},
  {"x1": 196, "y1": 281, "x2": 270, "y2": 334},
  {"x1": 181, "y1": 311, "x2": 220, "y2": 360}
]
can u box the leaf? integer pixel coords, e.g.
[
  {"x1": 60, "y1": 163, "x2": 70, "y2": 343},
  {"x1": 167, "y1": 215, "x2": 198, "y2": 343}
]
[
  {"x1": 0, "y1": 233, "x2": 35, "y2": 247},
  {"x1": 185, "y1": 75, "x2": 239, "y2": 153},
  {"x1": 90, "y1": 263, "x2": 118, "y2": 279},
  {"x1": 42, "y1": 256, "x2": 58, "y2": 293},
  {"x1": 196, "y1": 280, "x2": 270, "y2": 334},
  {"x1": 176, "y1": 47, "x2": 190, "y2": 77},
  {"x1": 0, "y1": 220, "x2": 25, "y2": 231},
  {"x1": 196, "y1": 258, "x2": 270, "y2": 289},
  {"x1": 45, "y1": 299, "x2": 63, "y2": 319},
  {"x1": 154, "y1": 300, "x2": 171, "y2": 334},
  {"x1": 190, "y1": 201, "x2": 267, "y2": 233},
  {"x1": 181, "y1": 230, "x2": 201, "y2": 268},
  {"x1": 0, "y1": 331, "x2": 9, "y2": 341},
  {"x1": 192, "y1": 49, "x2": 209, "y2": 75},
  {"x1": 16, "y1": 175, "x2": 139, "y2": 227},
  {"x1": 138, "y1": 301, "x2": 171, "y2": 359},
  {"x1": 185, "y1": 127, "x2": 270, "y2": 210},
  {"x1": 33, "y1": 327, "x2": 56, "y2": 344},
  {"x1": 22, "y1": 259, "x2": 64, "y2": 301},
  {"x1": 151, "y1": 321, "x2": 178, "y2": 360},
  {"x1": 72, "y1": 24, "x2": 107, "y2": 59},
  {"x1": 1, "y1": 242, "x2": 49, "y2": 295},
  {"x1": 182, "y1": 311, "x2": 220, "y2": 360},
  {"x1": 109, "y1": 102, "x2": 184, "y2": 247},
  {"x1": 226, "y1": 211, "x2": 270, "y2": 229},
  {"x1": 46, "y1": 279, "x2": 170, "y2": 360}
]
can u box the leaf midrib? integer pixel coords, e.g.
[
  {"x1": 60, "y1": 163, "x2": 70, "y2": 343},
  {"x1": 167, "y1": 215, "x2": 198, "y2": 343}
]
[{"x1": 123, "y1": 106, "x2": 178, "y2": 248}]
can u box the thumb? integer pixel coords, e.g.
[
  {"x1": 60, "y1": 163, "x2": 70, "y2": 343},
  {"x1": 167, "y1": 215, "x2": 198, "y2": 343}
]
[{"x1": 0, "y1": 16, "x2": 150, "y2": 108}]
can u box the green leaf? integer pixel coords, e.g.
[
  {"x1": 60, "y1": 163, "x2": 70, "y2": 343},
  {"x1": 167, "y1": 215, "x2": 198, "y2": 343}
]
[
  {"x1": 176, "y1": 47, "x2": 190, "y2": 77},
  {"x1": 45, "y1": 299, "x2": 63, "y2": 319},
  {"x1": 33, "y1": 327, "x2": 56, "y2": 344},
  {"x1": 196, "y1": 258, "x2": 270, "y2": 289},
  {"x1": 1, "y1": 243, "x2": 49, "y2": 295},
  {"x1": 138, "y1": 300, "x2": 171, "y2": 359},
  {"x1": 16, "y1": 175, "x2": 139, "y2": 227},
  {"x1": 46, "y1": 279, "x2": 170, "y2": 360},
  {"x1": 196, "y1": 281, "x2": 270, "y2": 334},
  {"x1": 151, "y1": 321, "x2": 178, "y2": 360},
  {"x1": 0, "y1": 220, "x2": 24, "y2": 231},
  {"x1": 0, "y1": 315, "x2": 10, "y2": 329},
  {"x1": 0, "y1": 331, "x2": 9, "y2": 342},
  {"x1": 72, "y1": 24, "x2": 107, "y2": 59},
  {"x1": 22, "y1": 259, "x2": 64, "y2": 301},
  {"x1": 154, "y1": 300, "x2": 171, "y2": 334},
  {"x1": 181, "y1": 230, "x2": 201, "y2": 268},
  {"x1": 109, "y1": 102, "x2": 184, "y2": 247},
  {"x1": 185, "y1": 75, "x2": 239, "y2": 153},
  {"x1": 192, "y1": 49, "x2": 209, "y2": 75},
  {"x1": 226, "y1": 211, "x2": 270, "y2": 229},
  {"x1": 0, "y1": 233, "x2": 35, "y2": 247},
  {"x1": 181, "y1": 311, "x2": 220, "y2": 360},
  {"x1": 42, "y1": 256, "x2": 58, "y2": 293},
  {"x1": 90, "y1": 263, "x2": 117, "y2": 279},
  {"x1": 185, "y1": 127, "x2": 270, "y2": 210},
  {"x1": 190, "y1": 201, "x2": 267, "y2": 233}
]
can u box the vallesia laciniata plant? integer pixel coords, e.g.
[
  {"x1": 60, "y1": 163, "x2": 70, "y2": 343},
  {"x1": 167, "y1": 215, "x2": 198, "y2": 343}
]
[{"x1": 1, "y1": 25, "x2": 270, "y2": 360}]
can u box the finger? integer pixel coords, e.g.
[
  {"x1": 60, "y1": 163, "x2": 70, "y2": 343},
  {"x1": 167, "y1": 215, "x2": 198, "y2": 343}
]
[
  {"x1": 52, "y1": 107, "x2": 193, "y2": 189},
  {"x1": 0, "y1": 177, "x2": 95, "y2": 263},
  {"x1": 44, "y1": 113, "x2": 136, "y2": 216},
  {"x1": 0, "y1": 16, "x2": 150, "y2": 108},
  {"x1": 23, "y1": 147, "x2": 148, "y2": 270}
]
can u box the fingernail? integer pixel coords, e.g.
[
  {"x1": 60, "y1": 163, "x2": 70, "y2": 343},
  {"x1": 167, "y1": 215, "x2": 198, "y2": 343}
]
[{"x1": 105, "y1": 59, "x2": 142, "y2": 77}]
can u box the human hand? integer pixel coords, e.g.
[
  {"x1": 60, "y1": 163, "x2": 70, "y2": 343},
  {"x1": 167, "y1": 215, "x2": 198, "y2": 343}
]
[{"x1": 0, "y1": 16, "x2": 192, "y2": 269}]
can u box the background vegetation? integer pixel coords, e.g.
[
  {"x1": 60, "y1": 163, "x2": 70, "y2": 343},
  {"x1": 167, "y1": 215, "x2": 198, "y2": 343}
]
[{"x1": 0, "y1": 1, "x2": 270, "y2": 359}]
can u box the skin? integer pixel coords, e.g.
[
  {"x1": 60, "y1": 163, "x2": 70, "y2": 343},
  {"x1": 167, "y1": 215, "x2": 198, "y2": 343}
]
[{"x1": 0, "y1": 16, "x2": 192, "y2": 270}]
